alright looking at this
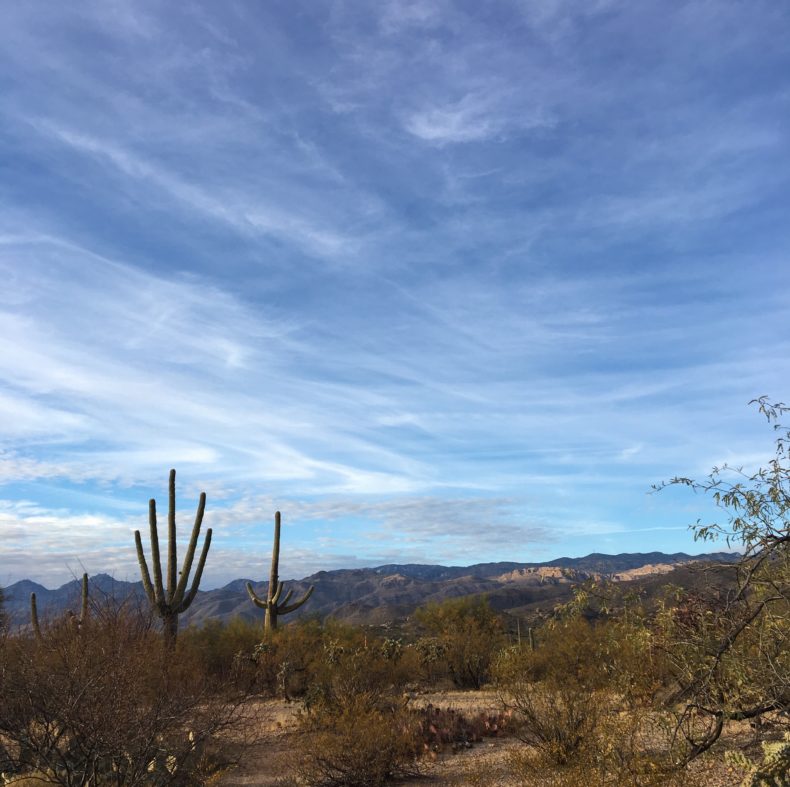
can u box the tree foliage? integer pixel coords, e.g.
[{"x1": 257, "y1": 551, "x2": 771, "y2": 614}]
[{"x1": 655, "y1": 397, "x2": 790, "y2": 762}]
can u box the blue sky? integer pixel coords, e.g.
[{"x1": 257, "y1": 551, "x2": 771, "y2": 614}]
[{"x1": 1, "y1": 1, "x2": 789, "y2": 588}]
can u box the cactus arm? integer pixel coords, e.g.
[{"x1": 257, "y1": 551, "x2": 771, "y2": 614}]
[
  {"x1": 166, "y1": 468, "x2": 177, "y2": 600},
  {"x1": 279, "y1": 587, "x2": 294, "y2": 608},
  {"x1": 134, "y1": 529, "x2": 157, "y2": 606},
  {"x1": 178, "y1": 528, "x2": 212, "y2": 612},
  {"x1": 278, "y1": 585, "x2": 314, "y2": 616},
  {"x1": 79, "y1": 573, "x2": 89, "y2": 625},
  {"x1": 246, "y1": 581, "x2": 268, "y2": 609},
  {"x1": 30, "y1": 592, "x2": 42, "y2": 641},
  {"x1": 148, "y1": 499, "x2": 165, "y2": 606},
  {"x1": 271, "y1": 580, "x2": 285, "y2": 606},
  {"x1": 173, "y1": 491, "x2": 207, "y2": 605}
]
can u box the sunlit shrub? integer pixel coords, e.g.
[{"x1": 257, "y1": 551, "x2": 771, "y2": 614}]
[{"x1": 414, "y1": 596, "x2": 506, "y2": 689}]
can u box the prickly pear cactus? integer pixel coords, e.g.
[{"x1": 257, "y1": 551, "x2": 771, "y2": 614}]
[
  {"x1": 379, "y1": 637, "x2": 403, "y2": 661},
  {"x1": 727, "y1": 733, "x2": 790, "y2": 787}
]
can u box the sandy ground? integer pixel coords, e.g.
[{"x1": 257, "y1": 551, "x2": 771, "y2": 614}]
[{"x1": 216, "y1": 691, "x2": 768, "y2": 786}]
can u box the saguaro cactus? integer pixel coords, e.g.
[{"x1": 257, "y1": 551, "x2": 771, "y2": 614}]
[
  {"x1": 134, "y1": 469, "x2": 212, "y2": 648},
  {"x1": 31, "y1": 572, "x2": 89, "y2": 641},
  {"x1": 247, "y1": 511, "x2": 313, "y2": 633}
]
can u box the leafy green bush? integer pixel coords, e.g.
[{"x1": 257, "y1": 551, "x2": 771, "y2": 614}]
[{"x1": 654, "y1": 397, "x2": 790, "y2": 763}]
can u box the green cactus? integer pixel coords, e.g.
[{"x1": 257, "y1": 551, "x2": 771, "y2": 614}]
[
  {"x1": 246, "y1": 511, "x2": 313, "y2": 633},
  {"x1": 29, "y1": 591, "x2": 41, "y2": 642},
  {"x1": 745, "y1": 734, "x2": 790, "y2": 787},
  {"x1": 30, "y1": 572, "x2": 89, "y2": 641},
  {"x1": 134, "y1": 469, "x2": 212, "y2": 648},
  {"x1": 727, "y1": 734, "x2": 790, "y2": 787}
]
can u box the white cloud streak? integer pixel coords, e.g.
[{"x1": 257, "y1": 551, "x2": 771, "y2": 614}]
[{"x1": 0, "y1": 1, "x2": 788, "y2": 585}]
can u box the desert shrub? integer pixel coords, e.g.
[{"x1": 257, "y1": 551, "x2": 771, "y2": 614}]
[
  {"x1": 412, "y1": 636, "x2": 449, "y2": 686},
  {"x1": 653, "y1": 581, "x2": 790, "y2": 765},
  {"x1": 246, "y1": 618, "x2": 417, "y2": 702},
  {"x1": 0, "y1": 602, "x2": 255, "y2": 786},
  {"x1": 248, "y1": 618, "x2": 366, "y2": 699},
  {"x1": 414, "y1": 596, "x2": 506, "y2": 689},
  {"x1": 179, "y1": 615, "x2": 262, "y2": 686},
  {"x1": 550, "y1": 581, "x2": 673, "y2": 707},
  {"x1": 296, "y1": 643, "x2": 421, "y2": 787},
  {"x1": 296, "y1": 694, "x2": 421, "y2": 787},
  {"x1": 254, "y1": 617, "x2": 327, "y2": 697},
  {"x1": 605, "y1": 619, "x2": 672, "y2": 707},
  {"x1": 504, "y1": 714, "x2": 689, "y2": 787},
  {"x1": 303, "y1": 628, "x2": 413, "y2": 715},
  {"x1": 498, "y1": 624, "x2": 680, "y2": 783},
  {"x1": 496, "y1": 618, "x2": 627, "y2": 766},
  {"x1": 500, "y1": 678, "x2": 606, "y2": 766}
]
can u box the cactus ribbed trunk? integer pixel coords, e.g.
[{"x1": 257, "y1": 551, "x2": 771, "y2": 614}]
[
  {"x1": 163, "y1": 613, "x2": 178, "y2": 649},
  {"x1": 265, "y1": 512, "x2": 282, "y2": 632}
]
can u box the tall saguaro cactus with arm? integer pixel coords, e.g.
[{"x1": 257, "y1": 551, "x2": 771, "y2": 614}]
[
  {"x1": 134, "y1": 469, "x2": 212, "y2": 648},
  {"x1": 247, "y1": 511, "x2": 314, "y2": 633}
]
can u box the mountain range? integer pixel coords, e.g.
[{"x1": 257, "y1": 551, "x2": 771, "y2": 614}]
[{"x1": 2, "y1": 551, "x2": 740, "y2": 632}]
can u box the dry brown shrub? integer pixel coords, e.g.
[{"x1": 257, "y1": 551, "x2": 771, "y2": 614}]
[
  {"x1": 294, "y1": 639, "x2": 423, "y2": 787},
  {"x1": 499, "y1": 707, "x2": 695, "y2": 787},
  {"x1": 494, "y1": 616, "x2": 690, "y2": 783},
  {"x1": 296, "y1": 695, "x2": 421, "y2": 787},
  {"x1": 414, "y1": 596, "x2": 506, "y2": 689},
  {"x1": 0, "y1": 601, "x2": 258, "y2": 786}
]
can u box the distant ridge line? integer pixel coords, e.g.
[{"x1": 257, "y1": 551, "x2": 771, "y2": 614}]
[{"x1": 2, "y1": 550, "x2": 740, "y2": 630}]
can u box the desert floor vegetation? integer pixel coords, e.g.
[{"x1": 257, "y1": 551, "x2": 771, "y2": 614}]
[{"x1": 2, "y1": 568, "x2": 787, "y2": 786}]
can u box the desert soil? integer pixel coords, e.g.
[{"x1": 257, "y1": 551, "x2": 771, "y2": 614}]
[{"x1": 217, "y1": 690, "x2": 763, "y2": 786}]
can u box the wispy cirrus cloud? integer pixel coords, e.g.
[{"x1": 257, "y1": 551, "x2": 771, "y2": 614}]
[
  {"x1": 0, "y1": 1, "x2": 789, "y2": 586},
  {"x1": 403, "y1": 91, "x2": 554, "y2": 144}
]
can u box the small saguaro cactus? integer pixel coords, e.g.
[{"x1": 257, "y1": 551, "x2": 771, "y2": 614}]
[
  {"x1": 247, "y1": 511, "x2": 314, "y2": 633},
  {"x1": 31, "y1": 572, "x2": 89, "y2": 641},
  {"x1": 134, "y1": 469, "x2": 212, "y2": 648}
]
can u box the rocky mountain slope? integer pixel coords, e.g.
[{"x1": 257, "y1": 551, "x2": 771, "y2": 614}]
[{"x1": 2, "y1": 551, "x2": 739, "y2": 631}]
